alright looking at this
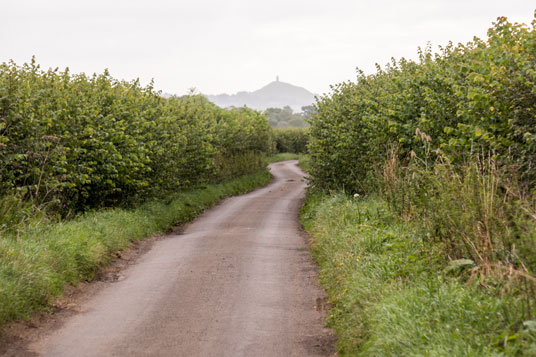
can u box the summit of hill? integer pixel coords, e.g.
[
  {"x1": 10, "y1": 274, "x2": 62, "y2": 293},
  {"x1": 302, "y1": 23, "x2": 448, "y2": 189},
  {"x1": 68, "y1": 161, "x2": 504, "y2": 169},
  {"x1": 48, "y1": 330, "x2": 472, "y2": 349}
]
[{"x1": 205, "y1": 79, "x2": 315, "y2": 112}]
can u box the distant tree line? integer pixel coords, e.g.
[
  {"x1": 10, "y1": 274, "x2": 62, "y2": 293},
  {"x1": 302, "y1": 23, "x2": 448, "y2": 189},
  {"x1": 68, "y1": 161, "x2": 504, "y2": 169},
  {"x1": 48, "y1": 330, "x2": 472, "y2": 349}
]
[{"x1": 264, "y1": 105, "x2": 315, "y2": 128}]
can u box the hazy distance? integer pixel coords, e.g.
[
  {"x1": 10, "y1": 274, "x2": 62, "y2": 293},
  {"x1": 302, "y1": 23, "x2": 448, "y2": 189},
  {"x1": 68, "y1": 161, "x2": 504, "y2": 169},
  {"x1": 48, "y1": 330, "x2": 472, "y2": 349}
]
[
  {"x1": 206, "y1": 78, "x2": 315, "y2": 112},
  {"x1": 3, "y1": 1, "x2": 535, "y2": 96}
]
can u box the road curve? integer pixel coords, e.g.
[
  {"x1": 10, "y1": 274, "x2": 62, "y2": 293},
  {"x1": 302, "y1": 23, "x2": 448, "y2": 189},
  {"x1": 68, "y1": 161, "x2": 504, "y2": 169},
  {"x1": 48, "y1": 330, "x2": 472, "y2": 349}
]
[{"x1": 28, "y1": 161, "x2": 334, "y2": 356}]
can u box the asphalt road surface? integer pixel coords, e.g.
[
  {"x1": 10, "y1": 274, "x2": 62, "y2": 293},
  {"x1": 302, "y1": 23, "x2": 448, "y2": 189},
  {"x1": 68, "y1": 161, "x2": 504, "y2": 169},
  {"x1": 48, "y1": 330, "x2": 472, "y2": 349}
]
[{"x1": 24, "y1": 160, "x2": 334, "y2": 356}]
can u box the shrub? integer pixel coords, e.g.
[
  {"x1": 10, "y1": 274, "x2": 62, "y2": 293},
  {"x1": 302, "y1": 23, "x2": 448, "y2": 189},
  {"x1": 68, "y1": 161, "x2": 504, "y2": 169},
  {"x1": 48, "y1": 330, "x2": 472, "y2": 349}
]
[
  {"x1": 272, "y1": 127, "x2": 308, "y2": 153},
  {"x1": 307, "y1": 15, "x2": 536, "y2": 192},
  {"x1": 0, "y1": 59, "x2": 272, "y2": 216},
  {"x1": 305, "y1": 14, "x2": 536, "y2": 352}
]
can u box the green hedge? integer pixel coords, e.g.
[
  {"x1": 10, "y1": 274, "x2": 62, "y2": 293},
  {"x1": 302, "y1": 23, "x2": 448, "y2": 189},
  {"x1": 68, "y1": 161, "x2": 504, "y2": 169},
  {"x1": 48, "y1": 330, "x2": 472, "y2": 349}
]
[
  {"x1": 305, "y1": 16, "x2": 536, "y2": 349},
  {"x1": 0, "y1": 59, "x2": 271, "y2": 213},
  {"x1": 308, "y1": 16, "x2": 536, "y2": 192},
  {"x1": 272, "y1": 127, "x2": 308, "y2": 153}
]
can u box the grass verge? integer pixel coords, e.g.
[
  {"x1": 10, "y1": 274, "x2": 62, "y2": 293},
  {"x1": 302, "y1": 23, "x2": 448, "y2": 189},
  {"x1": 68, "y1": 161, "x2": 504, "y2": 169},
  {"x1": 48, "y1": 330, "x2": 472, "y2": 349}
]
[
  {"x1": 0, "y1": 169, "x2": 271, "y2": 328},
  {"x1": 264, "y1": 152, "x2": 301, "y2": 163},
  {"x1": 297, "y1": 155, "x2": 311, "y2": 173},
  {"x1": 300, "y1": 192, "x2": 536, "y2": 356}
]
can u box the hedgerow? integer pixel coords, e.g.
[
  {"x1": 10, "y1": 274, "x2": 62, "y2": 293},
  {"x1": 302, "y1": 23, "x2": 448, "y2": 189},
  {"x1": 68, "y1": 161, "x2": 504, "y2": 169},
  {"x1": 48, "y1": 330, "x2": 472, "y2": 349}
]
[
  {"x1": 0, "y1": 59, "x2": 271, "y2": 217},
  {"x1": 307, "y1": 14, "x2": 536, "y2": 282},
  {"x1": 308, "y1": 16, "x2": 536, "y2": 192},
  {"x1": 306, "y1": 14, "x2": 536, "y2": 354},
  {"x1": 272, "y1": 127, "x2": 308, "y2": 154}
]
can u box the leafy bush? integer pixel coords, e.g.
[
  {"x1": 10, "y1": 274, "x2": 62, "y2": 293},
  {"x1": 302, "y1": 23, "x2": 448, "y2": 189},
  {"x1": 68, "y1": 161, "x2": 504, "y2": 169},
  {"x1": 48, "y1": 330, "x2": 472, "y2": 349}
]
[
  {"x1": 308, "y1": 16, "x2": 536, "y2": 192},
  {"x1": 272, "y1": 127, "x2": 308, "y2": 153},
  {"x1": 0, "y1": 59, "x2": 272, "y2": 215},
  {"x1": 304, "y1": 14, "x2": 536, "y2": 354},
  {"x1": 306, "y1": 13, "x2": 536, "y2": 298}
]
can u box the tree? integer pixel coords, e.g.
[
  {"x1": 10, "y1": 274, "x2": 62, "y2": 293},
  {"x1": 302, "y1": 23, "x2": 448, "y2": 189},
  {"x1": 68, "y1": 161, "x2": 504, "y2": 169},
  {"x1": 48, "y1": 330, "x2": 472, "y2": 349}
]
[
  {"x1": 300, "y1": 105, "x2": 316, "y2": 120},
  {"x1": 264, "y1": 106, "x2": 308, "y2": 128}
]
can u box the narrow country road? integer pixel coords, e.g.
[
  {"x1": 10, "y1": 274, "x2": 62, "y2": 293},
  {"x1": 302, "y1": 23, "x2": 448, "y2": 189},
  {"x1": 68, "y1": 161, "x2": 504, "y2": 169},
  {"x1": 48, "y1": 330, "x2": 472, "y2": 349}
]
[{"x1": 23, "y1": 161, "x2": 334, "y2": 356}]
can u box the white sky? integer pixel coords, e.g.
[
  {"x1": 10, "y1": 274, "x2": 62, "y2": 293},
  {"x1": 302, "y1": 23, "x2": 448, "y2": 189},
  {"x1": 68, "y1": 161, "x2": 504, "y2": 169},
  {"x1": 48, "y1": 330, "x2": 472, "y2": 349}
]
[{"x1": 2, "y1": 1, "x2": 535, "y2": 96}]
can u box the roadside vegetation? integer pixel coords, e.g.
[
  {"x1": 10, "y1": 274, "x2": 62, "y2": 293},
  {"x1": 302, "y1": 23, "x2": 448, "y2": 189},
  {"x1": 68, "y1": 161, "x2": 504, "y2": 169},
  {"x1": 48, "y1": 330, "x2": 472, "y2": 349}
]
[
  {"x1": 272, "y1": 127, "x2": 308, "y2": 154},
  {"x1": 0, "y1": 60, "x2": 276, "y2": 328},
  {"x1": 266, "y1": 125, "x2": 309, "y2": 164},
  {"x1": 304, "y1": 15, "x2": 536, "y2": 355},
  {"x1": 265, "y1": 153, "x2": 301, "y2": 164},
  {"x1": 0, "y1": 170, "x2": 270, "y2": 327},
  {"x1": 301, "y1": 194, "x2": 535, "y2": 355},
  {"x1": 0, "y1": 58, "x2": 271, "y2": 223}
]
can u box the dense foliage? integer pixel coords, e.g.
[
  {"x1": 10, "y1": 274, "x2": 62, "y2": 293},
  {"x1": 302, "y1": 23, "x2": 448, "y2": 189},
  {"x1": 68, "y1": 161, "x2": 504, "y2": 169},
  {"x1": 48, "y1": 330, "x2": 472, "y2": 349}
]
[
  {"x1": 0, "y1": 59, "x2": 272, "y2": 214},
  {"x1": 306, "y1": 15, "x2": 536, "y2": 353},
  {"x1": 301, "y1": 194, "x2": 535, "y2": 355},
  {"x1": 308, "y1": 16, "x2": 536, "y2": 192},
  {"x1": 264, "y1": 105, "x2": 310, "y2": 128},
  {"x1": 306, "y1": 14, "x2": 536, "y2": 285},
  {"x1": 272, "y1": 128, "x2": 308, "y2": 154}
]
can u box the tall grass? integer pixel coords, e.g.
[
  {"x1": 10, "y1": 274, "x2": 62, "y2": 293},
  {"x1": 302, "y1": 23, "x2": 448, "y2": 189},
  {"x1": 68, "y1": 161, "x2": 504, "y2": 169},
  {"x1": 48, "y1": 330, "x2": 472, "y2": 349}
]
[
  {"x1": 301, "y1": 193, "x2": 536, "y2": 355},
  {"x1": 380, "y1": 150, "x2": 536, "y2": 309}
]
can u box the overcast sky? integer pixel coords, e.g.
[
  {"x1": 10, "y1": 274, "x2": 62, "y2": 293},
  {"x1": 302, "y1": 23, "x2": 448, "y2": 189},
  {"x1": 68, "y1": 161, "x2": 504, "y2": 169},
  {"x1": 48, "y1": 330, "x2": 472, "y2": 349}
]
[{"x1": 3, "y1": 1, "x2": 535, "y2": 96}]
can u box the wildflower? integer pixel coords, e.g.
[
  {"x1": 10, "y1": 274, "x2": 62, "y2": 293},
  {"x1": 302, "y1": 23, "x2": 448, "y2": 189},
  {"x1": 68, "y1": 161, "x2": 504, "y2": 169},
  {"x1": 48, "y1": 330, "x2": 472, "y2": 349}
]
[
  {"x1": 339, "y1": 262, "x2": 344, "y2": 266},
  {"x1": 356, "y1": 256, "x2": 360, "y2": 261},
  {"x1": 353, "y1": 193, "x2": 360, "y2": 199},
  {"x1": 330, "y1": 206, "x2": 334, "y2": 209}
]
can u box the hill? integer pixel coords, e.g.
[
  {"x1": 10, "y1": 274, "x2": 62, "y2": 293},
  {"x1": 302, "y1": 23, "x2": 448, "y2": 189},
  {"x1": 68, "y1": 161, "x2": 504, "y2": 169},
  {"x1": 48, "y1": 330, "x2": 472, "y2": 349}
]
[{"x1": 205, "y1": 79, "x2": 315, "y2": 112}]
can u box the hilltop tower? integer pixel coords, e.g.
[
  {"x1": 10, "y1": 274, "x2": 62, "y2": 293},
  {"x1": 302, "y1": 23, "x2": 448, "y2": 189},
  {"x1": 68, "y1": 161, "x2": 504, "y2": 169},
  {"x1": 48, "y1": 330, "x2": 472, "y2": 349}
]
[{"x1": 276, "y1": 75, "x2": 279, "y2": 82}]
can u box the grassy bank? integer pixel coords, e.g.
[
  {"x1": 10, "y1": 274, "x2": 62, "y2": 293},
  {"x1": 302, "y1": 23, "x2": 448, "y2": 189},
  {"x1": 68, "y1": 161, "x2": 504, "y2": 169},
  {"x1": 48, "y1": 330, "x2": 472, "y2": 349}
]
[
  {"x1": 301, "y1": 193, "x2": 536, "y2": 356},
  {"x1": 264, "y1": 152, "x2": 301, "y2": 163},
  {"x1": 297, "y1": 155, "x2": 311, "y2": 173},
  {"x1": 0, "y1": 169, "x2": 271, "y2": 328}
]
